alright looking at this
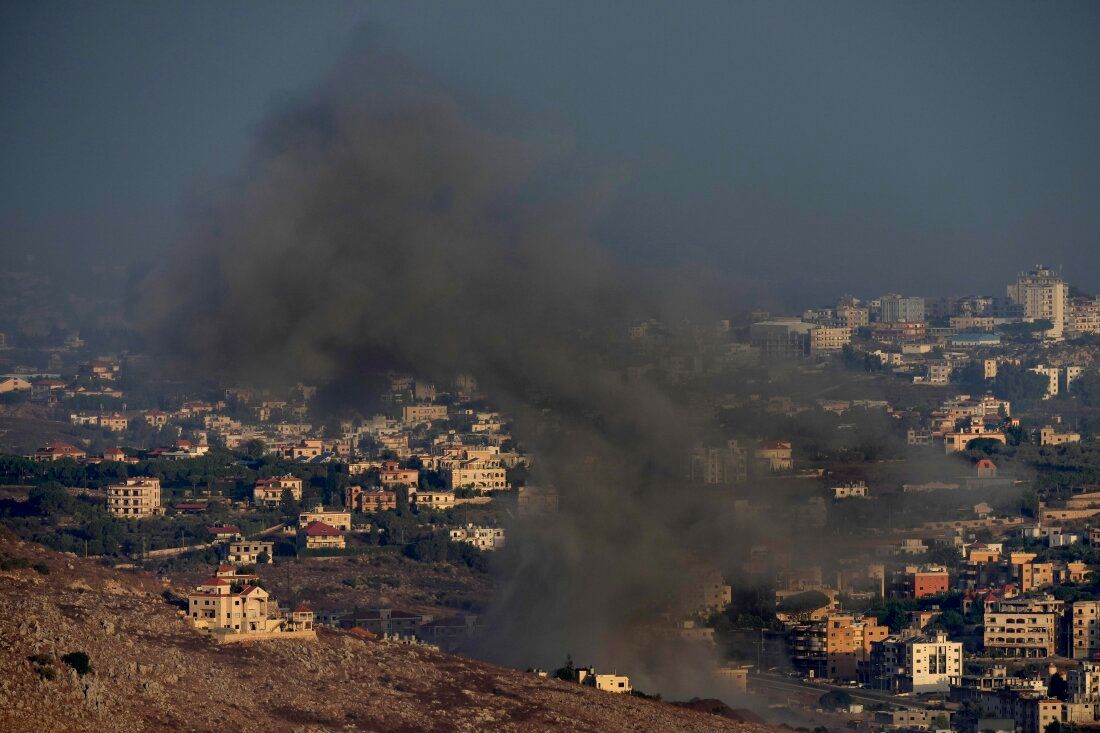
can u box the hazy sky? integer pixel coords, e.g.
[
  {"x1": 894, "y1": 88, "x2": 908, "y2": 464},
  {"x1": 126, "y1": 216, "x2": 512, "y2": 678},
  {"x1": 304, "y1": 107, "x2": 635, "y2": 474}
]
[{"x1": 3, "y1": 1, "x2": 1099, "y2": 307}]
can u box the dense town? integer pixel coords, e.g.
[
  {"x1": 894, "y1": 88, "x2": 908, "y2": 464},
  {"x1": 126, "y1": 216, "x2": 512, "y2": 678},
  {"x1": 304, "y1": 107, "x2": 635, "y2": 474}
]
[{"x1": 3, "y1": 264, "x2": 1100, "y2": 732}]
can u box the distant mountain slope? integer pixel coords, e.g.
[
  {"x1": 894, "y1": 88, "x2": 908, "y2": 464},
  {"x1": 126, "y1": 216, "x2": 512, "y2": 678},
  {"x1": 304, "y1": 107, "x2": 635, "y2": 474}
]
[{"x1": 0, "y1": 534, "x2": 771, "y2": 733}]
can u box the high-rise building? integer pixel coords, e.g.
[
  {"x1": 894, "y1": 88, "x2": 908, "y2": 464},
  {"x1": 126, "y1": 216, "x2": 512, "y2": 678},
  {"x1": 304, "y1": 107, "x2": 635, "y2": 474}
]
[
  {"x1": 1007, "y1": 266, "x2": 1068, "y2": 338},
  {"x1": 879, "y1": 294, "x2": 925, "y2": 323}
]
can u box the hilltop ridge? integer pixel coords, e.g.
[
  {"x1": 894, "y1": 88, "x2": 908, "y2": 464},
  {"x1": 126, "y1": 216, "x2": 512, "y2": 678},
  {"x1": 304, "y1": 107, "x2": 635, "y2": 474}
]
[{"x1": 0, "y1": 534, "x2": 770, "y2": 733}]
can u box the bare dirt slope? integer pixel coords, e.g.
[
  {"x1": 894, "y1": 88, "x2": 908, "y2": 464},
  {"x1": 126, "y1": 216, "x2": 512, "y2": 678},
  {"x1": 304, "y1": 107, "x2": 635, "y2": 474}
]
[{"x1": 0, "y1": 535, "x2": 774, "y2": 733}]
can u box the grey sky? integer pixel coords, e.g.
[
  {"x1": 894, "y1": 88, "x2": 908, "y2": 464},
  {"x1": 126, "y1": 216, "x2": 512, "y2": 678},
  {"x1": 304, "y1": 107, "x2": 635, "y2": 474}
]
[{"x1": 2, "y1": 1, "x2": 1098, "y2": 308}]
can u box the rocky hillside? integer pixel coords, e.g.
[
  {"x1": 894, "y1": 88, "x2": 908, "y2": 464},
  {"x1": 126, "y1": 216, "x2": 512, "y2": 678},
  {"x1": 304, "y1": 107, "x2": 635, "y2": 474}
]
[{"x1": 0, "y1": 535, "x2": 774, "y2": 732}]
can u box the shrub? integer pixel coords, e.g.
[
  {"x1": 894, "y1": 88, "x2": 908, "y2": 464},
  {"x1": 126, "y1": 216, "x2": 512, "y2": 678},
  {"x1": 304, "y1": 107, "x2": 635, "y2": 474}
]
[
  {"x1": 32, "y1": 563, "x2": 50, "y2": 575},
  {"x1": 37, "y1": 665, "x2": 57, "y2": 681},
  {"x1": 61, "y1": 651, "x2": 91, "y2": 676}
]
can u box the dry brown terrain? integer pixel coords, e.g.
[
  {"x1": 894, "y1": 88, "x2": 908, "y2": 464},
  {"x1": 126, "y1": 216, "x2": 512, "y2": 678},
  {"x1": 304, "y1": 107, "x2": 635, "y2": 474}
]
[
  {"x1": 173, "y1": 550, "x2": 493, "y2": 620},
  {"x1": 0, "y1": 534, "x2": 775, "y2": 732}
]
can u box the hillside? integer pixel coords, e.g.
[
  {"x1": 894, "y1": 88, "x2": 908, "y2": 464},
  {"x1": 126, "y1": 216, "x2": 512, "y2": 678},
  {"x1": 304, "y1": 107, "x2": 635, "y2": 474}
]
[{"x1": 0, "y1": 535, "x2": 772, "y2": 733}]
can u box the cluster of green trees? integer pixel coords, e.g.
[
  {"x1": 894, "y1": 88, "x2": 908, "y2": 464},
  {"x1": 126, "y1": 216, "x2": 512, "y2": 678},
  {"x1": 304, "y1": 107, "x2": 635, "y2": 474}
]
[{"x1": 404, "y1": 532, "x2": 488, "y2": 572}]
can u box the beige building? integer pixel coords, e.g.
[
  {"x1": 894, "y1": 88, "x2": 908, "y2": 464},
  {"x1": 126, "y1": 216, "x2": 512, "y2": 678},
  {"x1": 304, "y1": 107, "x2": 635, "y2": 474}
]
[
  {"x1": 448, "y1": 462, "x2": 510, "y2": 491},
  {"x1": 576, "y1": 668, "x2": 632, "y2": 694},
  {"x1": 1041, "y1": 426, "x2": 1082, "y2": 447},
  {"x1": 1008, "y1": 266, "x2": 1069, "y2": 338},
  {"x1": 346, "y1": 485, "x2": 397, "y2": 512},
  {"x1": 1072, "y1": 601, "x2": 1100, "y2": 660},
  {"x1": 1068, "y1": 297, "x2": 1100, "y2": 335},
  {"x1": 253, "y1": 475, "x2": 303, "y2": 507},
  {"x1": 810, "y1": 325, "x2": 852, "y2": 354},
  {"x1": 448, "y1": 524, "x2": 506, "y2": 551},
  {"x1": 984, "y1": 612, "x2": 1057, "y2": 657},
  {"x1": 379, "y1": 460, "x2": 418, "y2": 488},
  {"x1": 944, "y1": 422, "x2": 1006, "y2": 453},
  {"x1": 106, "y1": 477, "x2": 162, "y2": 518},
  {"x1": 227, "y1": 540, "x2": 274, "y2": 565},
  {"x1": 298, "y1": 507, "x2": 351, "y2": 532},
  {"x1": 186, "y1": 576, "x2": 299, "y2": 638},
  {"x1": 825, "y1": 614, "x2": 889, "y2": 680},
  {"x1": 414, "y1": 491, "x2": 456, "y2": 510},
  {"x1": 302, "y1": 521, "x2": 345, "y2": 550},
  {"x1": 402, "y1": 404, "x2": 448, "y2": 423},
  {"x1": 755, "y1": 440, "x2": 793, "y2": 471}
]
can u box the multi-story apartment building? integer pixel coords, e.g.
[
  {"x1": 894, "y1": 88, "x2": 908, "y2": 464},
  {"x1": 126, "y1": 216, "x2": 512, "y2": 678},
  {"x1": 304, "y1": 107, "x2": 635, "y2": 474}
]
[
  {"x1": 879, "y1": 294, "x2": 925, "y2": 323},
  {"x1": 825, "y1": 614, "x2": 889, "y2": 680},
  {"x1": 836, "y1": 305, "x2": 869, "y2": 329},
  {"x1": 749, "y1": 319, "x2": 814, "y2": 359},
  {"x1": 401, "y1": 404, "x2": 448, "y2": 424},
  {"x1": 345, "y1": 485, "x2": 397, "y2": 512},
  {"x1": 866, "y1": 632, "x2": 963, "y2": 692},
  {"x1": 379, "y1": 460, "x2": 419, "y2": 488},
  {"x1": 253, "y1": 475, "x2": 304, "y2": 507},
  {"x1": 1072, "y1": 602, "x2": 1100, "y2": 660},
  {"x1": 1007, "y1": 266, "x2": 1068, "y2": 338},
  {"x1": 1068, "y1": 297, "x2": 1100, "y2": 335},
  {"x1": 810, "y1": 325, "x2": 852, "y2": 354},
  {"x1": 984, "y1": 611, "x2": 1057, "y2": 658},
  {"x1": 895, "y1": 565, "x2": 950, "y2": 599},
  {"x1": 448, "y1": 461, "x2": 509, "y2": 491},
  {"x1": 106, "y1": 477, "x2": 162, "y2": 518},
  {"x1": 689, "y1": 441, "x2": 747, "y2": 485}
]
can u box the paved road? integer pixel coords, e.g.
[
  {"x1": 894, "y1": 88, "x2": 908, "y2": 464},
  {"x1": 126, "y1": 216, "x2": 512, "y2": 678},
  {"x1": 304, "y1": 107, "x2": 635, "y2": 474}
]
[{"x1": 750, "y1": 673, "x2": 941, "y2": 710}]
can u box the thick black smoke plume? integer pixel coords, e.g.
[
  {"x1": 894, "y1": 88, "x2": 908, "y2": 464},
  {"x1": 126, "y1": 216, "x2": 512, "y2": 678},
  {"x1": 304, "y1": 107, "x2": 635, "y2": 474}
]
[{"x1": 140, "y1": 46, "x2": 732, "y2": 691}]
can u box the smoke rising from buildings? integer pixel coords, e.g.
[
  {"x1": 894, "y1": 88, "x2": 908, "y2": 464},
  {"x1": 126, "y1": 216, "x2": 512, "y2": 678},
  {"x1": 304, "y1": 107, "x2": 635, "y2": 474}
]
[{"x1": 139, "y1": 46, "x2": 735, "y2": 687}]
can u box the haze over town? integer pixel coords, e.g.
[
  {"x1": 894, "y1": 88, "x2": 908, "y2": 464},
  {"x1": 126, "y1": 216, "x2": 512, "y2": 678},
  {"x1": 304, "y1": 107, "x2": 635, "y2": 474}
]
[{"x1": 2, "y1": 3, "x2": 1100, "y2": 732}]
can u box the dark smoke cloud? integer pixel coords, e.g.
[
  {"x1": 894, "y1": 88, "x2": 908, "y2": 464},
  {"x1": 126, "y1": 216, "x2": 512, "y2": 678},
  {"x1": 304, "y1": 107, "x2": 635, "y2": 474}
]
[{"x1": 139, "y1": 45, "x2": 731, "y2": 687}]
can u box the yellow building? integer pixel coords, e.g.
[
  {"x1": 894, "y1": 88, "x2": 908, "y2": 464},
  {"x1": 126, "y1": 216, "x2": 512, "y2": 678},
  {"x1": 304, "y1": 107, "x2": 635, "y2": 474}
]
[
  {"x1": 187, "y1": 577, "x2": 280, "y2": 634},
  {"x1": 106, "y1": 477, "x2": 162, "y2": 518},
  {"x1": 810, "y1": 326, "x2": 852, "y2": 354},
  {"x1": 414, "y1": 491, "x2": 456, "y2": 510},
  {"x1": 253, "y1": 474, "x2": 303, "y2": 507},
  {"x1": 298, "y1": 507, "x2": 351, "y2": 532},
  {"x1": 448, "y1": 461, "x2": 510, "y2": 491},
  {"x1": 402, "y1": 404, "x2": 448, "y2": 423}
]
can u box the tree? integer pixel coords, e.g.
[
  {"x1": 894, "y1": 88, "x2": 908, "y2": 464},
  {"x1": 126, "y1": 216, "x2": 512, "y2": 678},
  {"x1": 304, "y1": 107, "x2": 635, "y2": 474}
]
[
  {"x1": 1071, "y1": 371, "x2": 1100, "y2": 408},
  {"x1": 1049, "y1": 673, "x2": 1069, "y2": 701},
  {"x1": 553, "y1": 654, "x2": 576, "y2": 681},
  {"x1": 61, "y1": 651, "x2": 91, "y2": 676},
  {"x1": 991, "y1": 364, "x2": 1050, "y2": 408},
  {"x1": 819, "y1": 690, "x2": 853, "y2": 710},
  {"x1": 279, "y1": 489, "x2": 300, "y2": 520},
  {"x1": 28, "y1": 483, "x2": 76, "y2": 516},
  {"x1": 954, "y1": 361, "x2": 988, "y2": 392},
  {"x1": 242, "y1": 439, "x2": 267, "y2": 459}
]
